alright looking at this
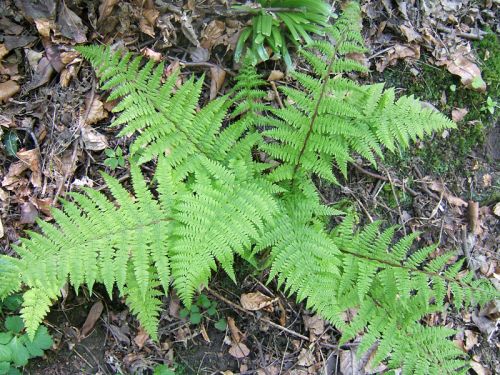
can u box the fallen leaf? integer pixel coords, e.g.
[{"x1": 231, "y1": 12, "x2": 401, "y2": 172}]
[
  {"x1": 141, "y1": 48, "x2": 162, "y2": 62},
  {"x1": 464, "y1": 330, "x2": 479, "y2": 351},
  {"x1": 57, "y1": 1, "x2": 87, "y2": 43},
  {"x1": 81, "y1": 301, "x2": 104, "y2": 338},
  {"x1": 139, "y1": 8, "x2": 159, "y2": 37},
  {"x1": 493, "y1": 202, "x2": 500, "y2": 217},
  {"x1": 17, "y1": 149, "x2": 42, "y2": 187},
  {"x1": 240, "y1": 291, "x2": 277, "y2": 311},
  {"x1": 482, "y1": 174, "x2": 492, "y2": 188},
  {"x1": 180, "y1": 13, "x2": 200, "y2": 47},
  {"x1": 228, "y1": 342, "x2": 250, "y2": 359},
  {"x1": 0, "y1": 218, "x2": 4, "y2": 239},
  {"x1": 303, "y1": 314, "x2": 325, "y2": 338},
  {"x1": 20, "y1": 202, "x2": 38, "y2": 224},
  {"x1": 470, "y1": 360, "x2": 489, "y2": 375},
  {"x1": 188, "y1": 46, "x2": 209, "y2": 63},
  {"x1": 227, "y1": 317, "x2": 243, "y2": 344},
  {"x1": 24, "y1": 56, "x2": 55, "y2": 91},
  {"x1": 109, "y1": 324, "x2": 131, "y2": 345},
  {"x1": 2, "y1": 161, "x2": 28, "y2": 187},
  {"x1": 81, "y1": 126, "x2": 108, "y2": 151},
  {"x1": 427, "y1": 180, "x2": 468, "y2": 207},
  {"x1": 200, "y1": 323, "x2": 211, "y2": 343},
  {"x1": 440, "y1": 55, "x2": 486, "y2": 92},
  {"x1": 201, "y1": 20, "x2": 226, "y2": 50},
  {"x1": 399, "y1": 24, "x2": 421, "y2": 42},
  {"x1": 297, "y1": 348, "x2": 314, "y2": 366},
  {"x1": 376, "y1": 44, "x2": 420, "y2": 72},
  {"x1": 0, "y1": 80, "x2": 20, "y2": 102},
  {"x1": 209, "y1": 66, "x2": 226, "y2": 100},
  {"x1": 3, "y1": 35, "x2": 37, "y2": 50},
  {"x1": 0, "y1": 17, "x2": 24, "y2": 35},
  {"x1": 0, "y1": 44, "x2": 8, "y2": 61},
  {"x1": 451, "y1": 108, "x2": 468, "y2": 122},
  {"x1": 98, "y1": 0, "x2": 119, "y2": 24},
  {"x1": 85, "y1": 96, "x2": 108, "y2": 125},
  {"x1": 268, "y1": 70, "x2": 284, "y2": 81},
  {"x1": 134, "y1": 326, "x2": 149, "y2": 349}
]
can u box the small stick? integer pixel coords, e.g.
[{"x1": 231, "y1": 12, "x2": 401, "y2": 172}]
[
  {"x1": 270, "y1": 81, "x2": 284, "y2": 109},
  {"x1": 205, "y1": 287, "x2": 311, "y2": 342}
]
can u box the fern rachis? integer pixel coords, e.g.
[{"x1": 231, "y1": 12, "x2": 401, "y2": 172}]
[{"x1": 0, "y1": 3, "x2": 496, "y2": 374}]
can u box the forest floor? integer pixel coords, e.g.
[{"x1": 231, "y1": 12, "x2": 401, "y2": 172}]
[{"x1": 0, "y1": 0, "x2": 498, "y2": 374}]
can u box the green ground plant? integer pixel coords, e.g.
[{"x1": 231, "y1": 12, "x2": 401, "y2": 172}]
[
  {"x1": 0, "y1": 3, "x2": 497, "y2": 374},
  {"x1": 0, "y1": 295, "x2": 53, "y2": 375},
  {"x1": 234, "y1": 0, "x2": 330, "y2": 66}
]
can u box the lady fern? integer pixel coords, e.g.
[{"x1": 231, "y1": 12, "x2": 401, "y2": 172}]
[{"x1": 0, "y1": 3, "x2": 497, "y2": 373}]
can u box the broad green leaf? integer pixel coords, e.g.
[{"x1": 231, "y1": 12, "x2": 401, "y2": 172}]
[
  {"x1": 3, "y1": 131, "x2": 19, "y2": 157},
  {"x1": 6, "y1": 338, "x2": 28, "y2": 367},
  {"x1": 153, "y1": 364, "x2": 175, "y2": 375},
  {"x1": 0, "y1": 334, "x2": 12, "y2": 346},
  {"x1": 214, "y1": 318, "x2": 227, "y2": 331},
  {"x1": 0, "y1": 345, "x2": 12, "y2": 362},
  {"x1": 3, "y1": 296, "x2": 22, "y2": 312},
  {"x1": 31, "y1": 326, "x2": 53, "y2": 350},
  {"x1": 4, "y1": 317, "x2": 24, "y2": 334},
  {"x1": 0, "y1": 362, "x2": 10, "y2": 375},
  {"x1": 190, "y1": 312, "x2": 201, "y2": 325}
]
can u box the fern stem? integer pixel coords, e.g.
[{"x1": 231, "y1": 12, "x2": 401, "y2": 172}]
[
  {"x1": 291, "y1": 42, "x2": 340, "y2": 186},
  {"x1": 337, "y1": 247, "x2": 483, "y2": 294}
]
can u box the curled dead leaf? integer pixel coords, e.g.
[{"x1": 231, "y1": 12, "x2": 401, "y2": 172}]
[
  {"x1": 268, "y1": 70, "x2": 284, "y2": 82},
  {"x1": 85, "y1": 96, "x2": 108, "y2": 126},
  {"x1": 17, "y1": 148, "x2": 42, "y2": 187},
  {"x1": 133, "y1": 326, "x2": 149, "y2": 349},
  {"x1": 439, "y1": 55, "x2": 486, "y2": 92},
  {"x1": 228, "y1": 342, "x2": 250, "y2": 359},
  {"x1": 451, "y1": 108, "x2": 468, "y2": 122},
  {"x1": 303, "y1": 314, "x2": 325, "y2": 338},
  {"x1": 240, "y1": 291, "x2": 277, "y2": 311},
  {"x1": 227, "y1": 316, "x2": 243, "y2": 344},
  {"x1": 81, "y1": 301, "x2": 104, "y2": 338},
  {"x1": 0, "y1": 80, "x2": 20, "y2": 102},
  {"x1": 209, "y1": 66, "x2": 226, "y2": 100},
  {"x1": 141, "y1": 48, "x2": 162, "y2": 62},
  {"x1": 81, "y1": 126, "x2": 108, "y2": 151}
]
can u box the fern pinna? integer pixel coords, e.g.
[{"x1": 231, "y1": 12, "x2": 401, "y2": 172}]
[{"x1": 0, "y1": 3, "x2": 496, "y2": 373}]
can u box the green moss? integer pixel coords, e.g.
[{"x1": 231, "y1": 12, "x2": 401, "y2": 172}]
[{"x1": 380, "y1": 31, "x2": 499, "y2": 177}]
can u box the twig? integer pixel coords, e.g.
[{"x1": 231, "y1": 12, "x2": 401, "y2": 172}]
[
  {"x1": 351, "y1": 162, "x2": 419, "y2": 197},
  {"x1": 270, "y1": 81, "x2": 284, "y2": 109},
  {"x1": 383, "y1": 167, "x2": 407, "y2": 235},
  {"x1": 166, "y1": 57, "x2": 236, "y2": 77},
  {"x1": 436, "y1": 25, "x2": 486, "y2": 41},
  {"x1": 205, "y1": 287, "x2": 310, "y2": 342}
]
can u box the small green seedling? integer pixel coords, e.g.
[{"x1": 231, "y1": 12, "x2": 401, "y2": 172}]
[
  {"x1": 0, "y1": 295, "x2": 53, "y2": 375},
  {"x1": 179, "y1": 294, "x2": 226, "y2": 330},
  {"x1": 104, "y1": 146, "x2": 126, "y2": 170},
  {"x1": 481, "y1": 96, "x2": 497, "y2": 114},
  {"x1": 153, "y1": 364, "x2": 176, "y2": 375},
  {"x1": 449, "y1": 84, "x2": 456, "y2": 92}
]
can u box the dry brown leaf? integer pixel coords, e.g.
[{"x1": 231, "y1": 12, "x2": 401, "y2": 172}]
[
  {"x1": 200, "y1": 323, "x2": 211, "y2": 343},
  {"x1": 81, "y1": 301, "x2": 104, "y2": 338},
  {"x1": 303, "y1": 314, "x2": 325, "y2": 338},
  {"x1": 240, "y1": 291, "x2": 276, "y2": 311},
  {"x1": 0, "y1": 80, "x2": 20, "y2": 102},
  {"x1": 81, "y1": 126, "x2": 108, "y2": 151},
  {"x1": 268, "y1": 70, "x2": 284, "y2": 82},
  {"x1": 297, "y1": 348, "x2": 314, "y2": 366},
  {"x1": 227, "y1": 317, "x2": 243, "y2": 344},
  {"x1": 139, "y1": 8, "x2": 159, "y2": 37},
  {"x1": 440, "y1": 55, "x2": 486, "y2": 92},
  {"x1": 57, "y1": 2, "x2": 88, "y2": 43},
  {"x1": 180, "y1": 13, "x2": 200, "y2": 47},
  {"x1": 17, "y1": 149, "x2": 42, "y2": 187},
  {"x1": 451, "y1": 108, "x2": 468, "y2": 122},
  {"x1": 25, "y1": 57, "x2": 54, "y2": 91},
  {"x1": 209, "y1": 66, "x2": 226, "y2": 100},
  {"x1": 0, "y1": 218, "x2": 3, "y2": 239},
  {"x1": 19, "y1": 202, "x2": 38, "y2": 224},
  {"x1": 85, "y1": 96, "x2": 108, "y2": 126},
  {"x1": 134, "y1": 326, "x2": 150, "y2": 349},
  {"x1": 470, "y1": 360, "x2": 490, "y2": 375},
  {"x1": 98, "y1": 0, "x2": 119, "y2": 23},
  {"x1": 376, "y1": 44, "x2": 420, "y2": 72},
  {"x1": 427, "y1": 180, "x2": 468, "y2": 207},
  {"x1": 201, "y1": 20, "x2": 226, "y2": 50},
  {"x1": 141, "y1": 48, "x2": 162, "y2": 62},
  {"x1": 168, "y1": 293, "x2": 181, "y2": 318},
  {"x1": 399, "y1": 24, "x2": 421, "y2": 42},
  {"x1": 228, "y1": 342, "x2": 250, "y2": 359},
  {"x1": 493, "y1": 202, "x2": 500, "y2": 217},
  {"x1": 464, "y1": 330, "x2": 479, "y2": 351},
  {"x1": 0, "y1": 44, "x2": 8, "y2": 61},
  {"x1": 2, "y1": 161, "x2": 28, "y2": 187}
]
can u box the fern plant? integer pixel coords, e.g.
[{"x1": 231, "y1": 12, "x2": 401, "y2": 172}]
[
  {"x1": 234, "y1": 0, "x2": 330, "y2": 66},
  {"x1": 0, "y1": 3, "x2": 497, "y2": 373}
]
